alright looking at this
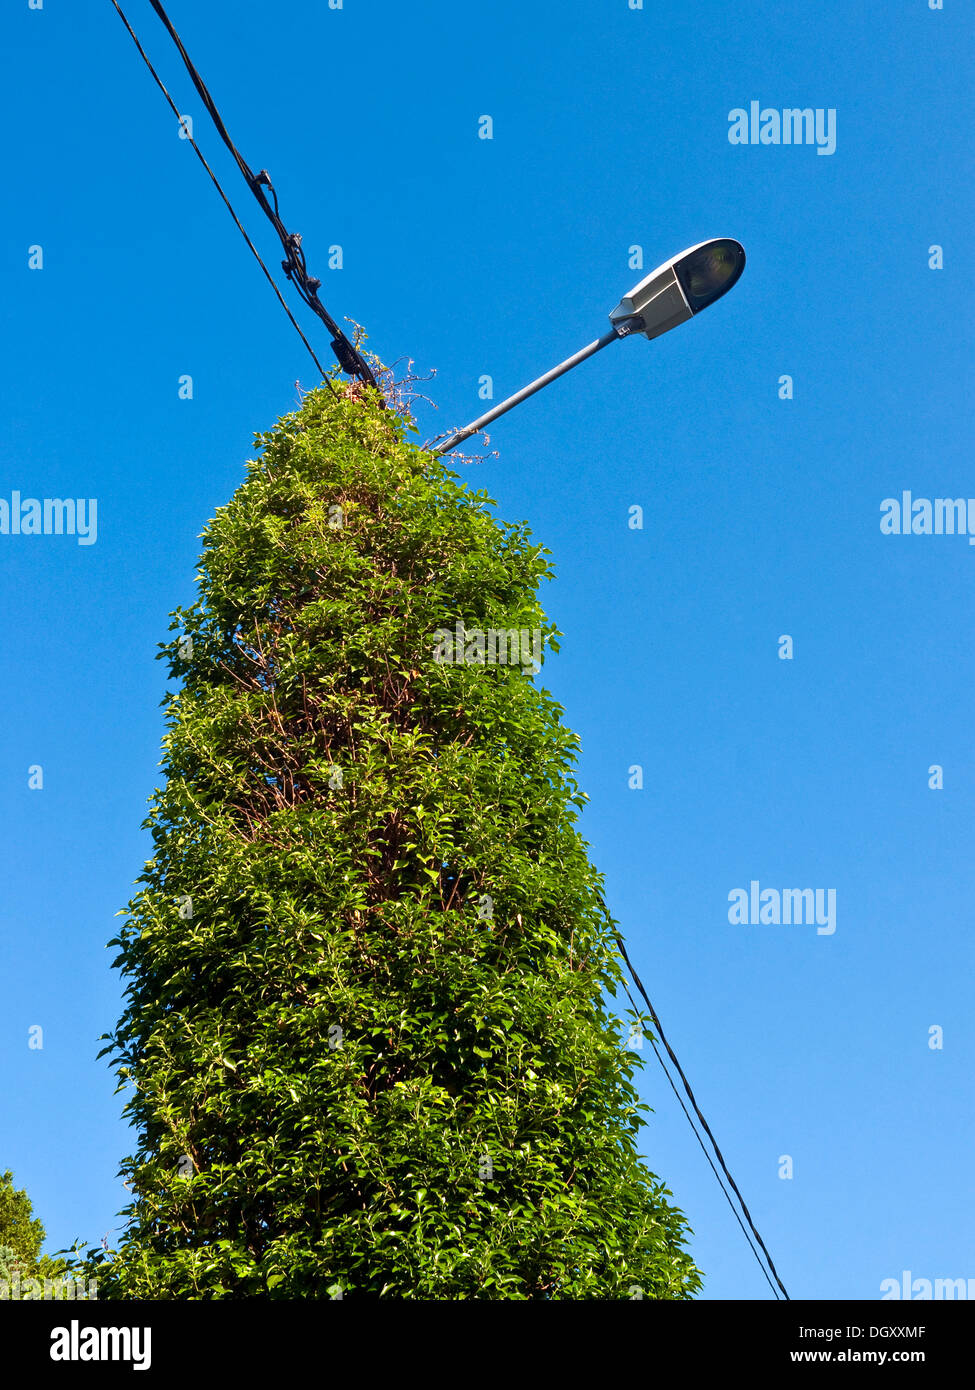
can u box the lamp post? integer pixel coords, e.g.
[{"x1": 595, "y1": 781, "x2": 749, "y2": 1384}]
[{"x1": 433, "y1": 238, "x2": 745, "y2": 456}]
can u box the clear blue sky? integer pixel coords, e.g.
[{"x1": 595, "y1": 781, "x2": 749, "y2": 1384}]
[{"x1": 2, "y1": 0, "x2": 972, "y2": 1300}]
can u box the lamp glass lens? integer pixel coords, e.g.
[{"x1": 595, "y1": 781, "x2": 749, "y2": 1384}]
[{"x1": 676, "y1": 240, "x2": 745, "y2": 310}]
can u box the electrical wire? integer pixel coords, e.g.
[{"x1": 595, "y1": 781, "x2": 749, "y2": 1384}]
[
  {"x1": 601, "y1": 891, "x2": 791, "y2": 1300},
  {"x1": 108, "y1": 0, "x2": 331, "y2": 388},
  {"x1": 142, "y1": 0, "x2": 377, "y2": 391},
  {"x1": 109, "y1": 0, "x2": 374, "y2": 392},
  {"x1": 615, "y1": 974, "x2": 783, "y2": 1300}
]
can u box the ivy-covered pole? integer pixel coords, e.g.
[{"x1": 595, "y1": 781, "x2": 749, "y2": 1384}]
[{"x1": 88, "y1": 376, "x2": 700, "y2": 1299}]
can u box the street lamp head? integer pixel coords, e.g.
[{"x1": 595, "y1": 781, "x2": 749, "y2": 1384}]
[{"x1": 609, "y1": 238, "x2": 745, "y2": 341}]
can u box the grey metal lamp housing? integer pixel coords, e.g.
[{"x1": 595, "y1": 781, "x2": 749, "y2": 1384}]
[{"x1": 609, "y1": 238, "x2": 746, "y2": 341}]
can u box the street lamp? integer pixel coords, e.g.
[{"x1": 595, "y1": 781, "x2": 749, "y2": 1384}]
[{"x1": 432, "y1": 238, "x2": 745, "y2": 455}]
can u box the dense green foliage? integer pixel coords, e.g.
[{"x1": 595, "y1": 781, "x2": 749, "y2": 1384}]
[
  {"x1": 0, "y1": 1169, "x2": 67, "y2": 1294},
  {"x1": 86, "y1": 379, "x2": 700, "y2": 1298}
]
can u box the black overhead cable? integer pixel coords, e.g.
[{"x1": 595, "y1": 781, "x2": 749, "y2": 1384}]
[
  {"x1": 142, "y1": 0, "x2": 378, "y2": 391},
  {"x1": 615, "y1": 973, "x2": 782, "y2": 1301},
  {"x1": 110, "y1": 0, "x2": 377, "y2": 393},
  {"x1": 108, "y1": 0, "x2": 332, "y2": 389},
  {"x1": 600, "y1": 890, "x2": 790, "y2": 1300}
]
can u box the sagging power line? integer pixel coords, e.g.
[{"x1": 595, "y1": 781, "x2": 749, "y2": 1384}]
[
  {"x1": 602, "y1": 890, "x2": 790, "y2": 1300},
  {"x1": 109, "y1": 0, "x2": 377, "y2": 393}
]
